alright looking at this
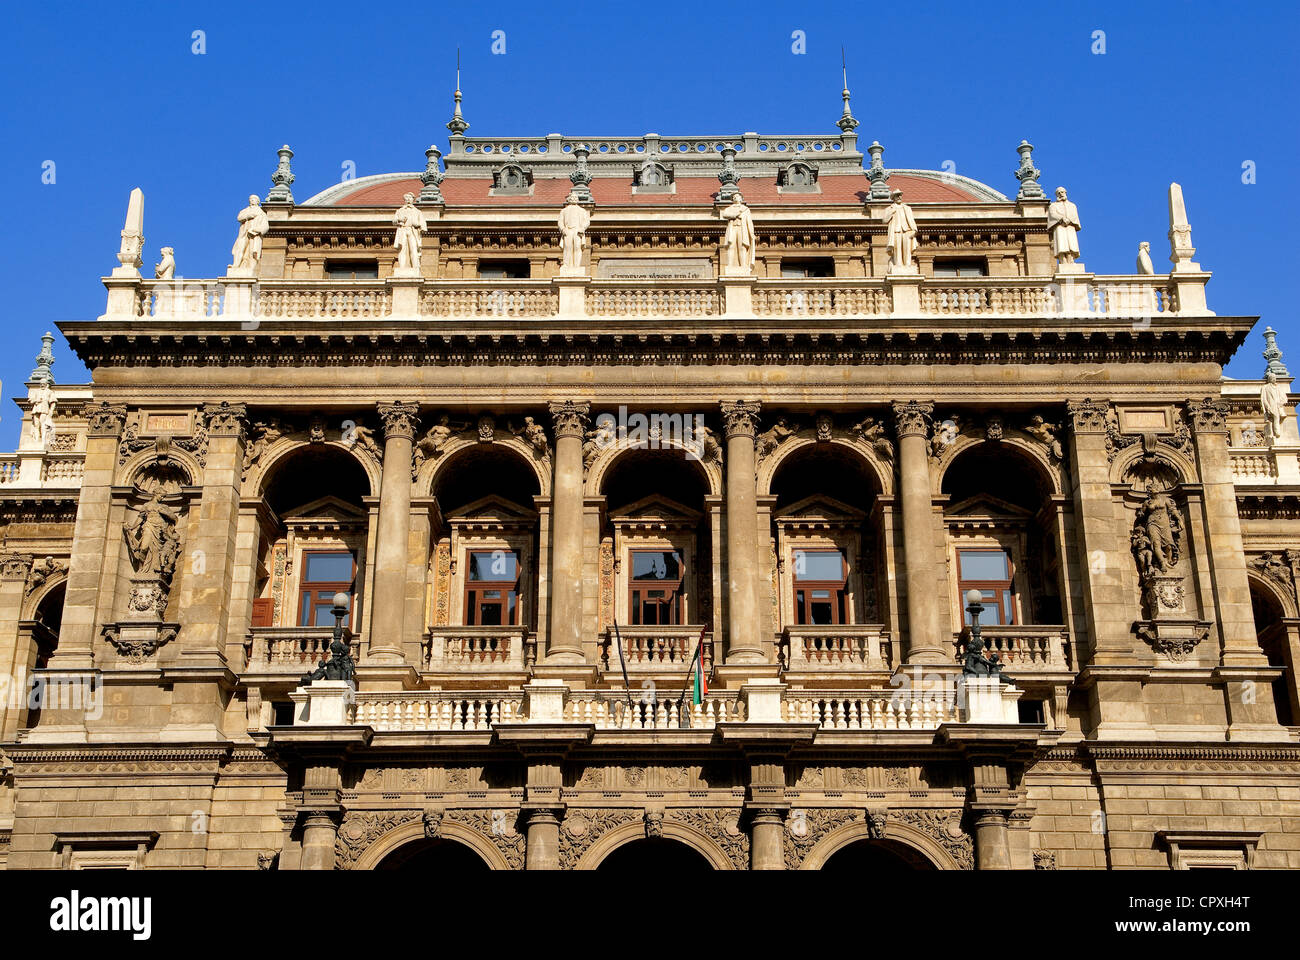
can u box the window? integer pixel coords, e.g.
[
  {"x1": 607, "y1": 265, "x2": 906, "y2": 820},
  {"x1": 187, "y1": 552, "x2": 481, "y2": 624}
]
[
  {"x1": 478, "y1": 259, "x2": 530, "y2": 279},
  {"x1": 629, "y1": 550, "x2": 684, "y2": 625},
  {"x1": 793, "y1": 549, "x2": 847, "y2": 625},
  {"x1": 465, "y1": 549, "x2": 520, "y2": 625},
  {"x1": 325, "y1": 261, "x2": 379, "y2": 279},
  {"x1": 958, "y1": 548, "x2": 1015, "y2": 625},
  {"x1": 298, "y1": 550, "x2": 355, "y2": 627},
  {"x1": 781, "y1": 258, "x2": 834, "y2": 279},
  {"x1": 932, "y1": 259, "x2": 987, "y2": 278}
]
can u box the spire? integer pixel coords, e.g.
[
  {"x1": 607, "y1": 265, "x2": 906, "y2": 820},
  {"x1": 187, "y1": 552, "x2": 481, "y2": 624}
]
[
  {"x1": 1013, "y1": 140, "x2": 1044, "y2": 201},
  {"x1": 30, "y1": 331, "x2": 55, "y2": 384},
  {"x1": 1264, "y1": 326, "x2": 1289, "y2": 378},
  {"x1": 447, "y1": 49, "x2": 469, "y2": 136},
  {"x1": 266, "y1": 144, "x2": 295, "y2": 203},
  {"x1": 837, "y1": 48, "x2": 858, "y2": 132}
]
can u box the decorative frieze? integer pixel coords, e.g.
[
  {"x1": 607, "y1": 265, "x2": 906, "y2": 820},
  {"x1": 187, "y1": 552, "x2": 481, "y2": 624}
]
[
  {"x1": 558, "y1": 807, "x2": 640, "y2": 869},
  {"x1": 667, "y1": 807, "x2": 749, "y2": 871}
]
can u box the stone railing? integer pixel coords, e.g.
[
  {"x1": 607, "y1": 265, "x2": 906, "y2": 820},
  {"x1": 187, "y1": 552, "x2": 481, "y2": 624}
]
[
  {"x1": 351, "y1": 691, "x2": 524, "y2": 731},
  {"x1": 599, "y1": 626, "x2": 713, "y2": 673},
  {"x1": 40, "y1": 457, "x2": 84, "y2": 483},
  {"x1": 419, "y1": 281, "x2": 557, "y2": 318},
  {"x1": 782, "y1": 691, "x2": 959, "y2": 730},
  {"x1": 0, "y1": 457, "x2": 19, "y2": 484},
  {"x1": 255, "y1": 281, "x2": 390, "y2": 318},
  {"x1": 951, "y1": 625, "x2": 1071, "y2": 671},
  {"x1": 244, "y1": 628, "x2": 363, "y2": 670},
  {"x1": 423, "y1": 626, "x2": 535, "y2": 670},
  {"x1": 1230, "y1": 450, "x2": 1281, "y2": 481},
  {"x1": 753, "y1": 280, "x2": 890, "y2": 317},
  {"x1": 563, "y1": 691, "x2": 745, "y2": 730},
  {"x1": 586, "y1": 282, "x2": 720, "y2": 317},
  {"x1": 779, "y1": 625, "x2": 893, "y2": 671}
]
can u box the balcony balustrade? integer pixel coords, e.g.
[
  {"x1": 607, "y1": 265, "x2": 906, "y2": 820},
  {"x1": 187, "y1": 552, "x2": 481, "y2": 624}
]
[
  {"x1": 244, "y1": 627, "x2": 365, "y2": 672},
  {"x1": 423, "y1": 625, "x2": 536, "y2": 672},
  {"x1": 951, "y1": 625, "x2": 1071, "y2": 673},
  {"x1": 782, "y1": 690, "x2": 959, "y2": 730},
  {"x1": 599, "y1": 625, "x2": 713, "y2": 674},
  {"x1": 351, "y1": 691, "x2": 523, "y2": 731},
  {"x1": 779, "y1": 625, "x2": 893, "y2": 671}
]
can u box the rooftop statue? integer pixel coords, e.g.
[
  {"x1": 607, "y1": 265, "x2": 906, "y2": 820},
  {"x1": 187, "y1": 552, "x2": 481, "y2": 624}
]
[
  {"x1": 882, "y1": 189, "x2": 918, "y2": 273},
  {"x1": 719, "y1": 192, "x2": 756, "y2": 275},
  {"x1": 1262, "y1": 371, "x2": 1289, "y2": 442},
  {"x1": 154, "y1": 246, "x2": 175, "y2": 280},
  {"x1": 557, "y1": 192, "x2": 591, "y2": 273},
  {"x1": 230, "y1": 195, "x2": 269, "y2": 272},
  {"x1": 1047, "y1": 187, "x2": 1081, "y2": 267},
  {"x1": 1136, "y1": 241, "x2": 1154, "y2": 276},
  {"x1": 392, "y1": 193, "x2": 428, "y2": 273}
]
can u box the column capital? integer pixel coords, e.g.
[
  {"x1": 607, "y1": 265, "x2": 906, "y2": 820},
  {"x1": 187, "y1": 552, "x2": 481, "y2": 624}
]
[
  {"x1": 891, "y1": 400, "x2": 934, "y2": 439},
  {"x1": 1065, "y1": 398, "x2": 1110, "y2": 434},
  {"x1": 1184, "y1": 397, "x2": 1230, "y2": 435},
  {"x1": 0, "y1": 554, "x2": 33, "y2": 581},
  {"x1": 720, "y1": 400, "x2": 761, "y2": 438},
  {"x1": 82, "y1": 402, "x2": 128, "y2": 438},
  {"x1": 202, "y1": 401, "x2": 249, "y2": 439},
  {"x1": 548, "y1": 400, "x2": 591, "y2": 439},
  {"x1": 377, "y1": 401, "x2": 421, "y2": 441}
]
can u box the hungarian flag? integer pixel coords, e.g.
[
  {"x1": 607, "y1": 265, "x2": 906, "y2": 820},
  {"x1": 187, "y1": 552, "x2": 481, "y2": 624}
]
[{"x1": 692, "y1": 626, "x2": 709, "y2": 705}]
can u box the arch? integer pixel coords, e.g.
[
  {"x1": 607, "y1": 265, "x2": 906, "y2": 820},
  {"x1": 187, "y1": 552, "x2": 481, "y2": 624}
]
[
  {"x1": 255, "y1": 437, "x2": 380, "y2": 501},
  {"x1": 1247, "y1": 569, "x2": 1298, "y2": 620},
  {"x1": 933, "y1": 433, "x2": 1061, "y2": 498},
  {"x1": 596, "y1": 837, "x2": 715, "y2": 871},
  {"x1": 586, "y1": 437, "x2": 721, "y2": 499},
  {"x1": 758, "y1": 433, "x2": 893, "y2": 498},
  {"x1": 800, "y1": 820, "x2": 961, "y2": 870},
  {"x1": 350, "y1": 818, "x2": 510, "y2": 871},
  {"x1": 22, "y1": 570, "x2": 69, "y2": 622},
  {"x1": 1110, "y1": 443, "x2": 1196, "y2": 489},
  {"x1": 120, "y1": 450, "x2": 199, "y2": 490},
  {"x1": 418, "y1": 434, "x2": 549, "y2": 499},
  {"x1": 576, "y1": 820, "x2": 734, "y2": 870}
]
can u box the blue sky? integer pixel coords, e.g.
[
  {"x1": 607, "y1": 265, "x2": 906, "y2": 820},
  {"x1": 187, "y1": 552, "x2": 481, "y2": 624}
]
[{"x1": 1, "y1": 1, "x2": 1296, "y2": 448}]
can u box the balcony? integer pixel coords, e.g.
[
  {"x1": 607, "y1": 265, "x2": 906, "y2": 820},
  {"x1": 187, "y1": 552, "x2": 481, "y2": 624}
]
[
  {"x1": 951, "y1": 625, "x2": 1072, "y2": 676},
  {"x1": 244, "y1": 627, "x2": 366, "y2": 674},
  {"x1": 352, "y1": 690, "x2": 523, "y2": 732},
  {"x1": 598, "y1": 626, "x2": 714, "y2": 676},
  {"x1": 779, "y1": 625, "x2": 893, "y2": 673},
  {"x1": 782, "y1": 690, "x2": 959, "y2": 730},
  {"x1": 423, "y1": 625, "x2": 536, "y2": 674}
]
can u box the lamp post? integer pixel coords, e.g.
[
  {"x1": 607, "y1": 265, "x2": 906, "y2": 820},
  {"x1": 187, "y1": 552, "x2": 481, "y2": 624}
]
[
  {"x1": 331, "y1": 591, "x2": 351, "y2": 652},
  {"x1": 965, "y1": 589, "x2": 985, "y2": 643}
]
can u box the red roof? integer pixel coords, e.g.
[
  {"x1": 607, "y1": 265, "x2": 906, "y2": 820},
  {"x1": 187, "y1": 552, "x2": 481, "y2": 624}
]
[{"x1": 329, "y1": 172, "x2": 985, "y2": 206}]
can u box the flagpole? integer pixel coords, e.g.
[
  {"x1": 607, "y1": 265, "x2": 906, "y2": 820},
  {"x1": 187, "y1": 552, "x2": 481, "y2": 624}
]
[
  {"x1": 677, "y1": 625, "x2": 710, "y2": 728},
  {"x1": 612, "y1": 620, "x2": 635, "y2": 721}
]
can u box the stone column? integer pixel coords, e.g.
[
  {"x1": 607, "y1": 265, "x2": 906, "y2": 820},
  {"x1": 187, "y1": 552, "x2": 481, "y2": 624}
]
[
  {"x1": 720, "y1": 402, "x2": 764, "y2": 663},
  {"x1": 368, "y1": 402, "x2": 420, "y2": 664},
  {"x1": 749, "y1": 808, "x2": 787, "y2": 870},
  {"x1": 523, "y1": 807, "x2": 562, "y2": 870},
  {"x1": 298, "y1": 811, "x2": 339, "y2": 871},
  {"x1": 892, "y1": 402, "x2": 945, "y2": 663},
  {"x1": 973, "y1": 810, "x2": 1012, "y2": 870},
  {"x1": 546, "y1": 401, "x2": 589, "y2": 663}
]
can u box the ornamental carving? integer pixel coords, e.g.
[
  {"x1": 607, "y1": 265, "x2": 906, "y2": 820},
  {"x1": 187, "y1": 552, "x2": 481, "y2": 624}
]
[
  {"x1": 1137, "y1": 622, "x2": 1208, "y2": 663},
  {"x1": 432, "y1": 540, "x2": 452, "y2": 626},
  {"x1": 411, "y1": 413, "x2": 468, "y2": 474},
  {"x1": 814, "y1": 413, "x2": 834, "y2": 442},
  {"x1": 377, "y1": 402, "x2": 421, "y2": 441},
  {"x1": 1131, "y1": 488, "x2": 1183, "y2": 580},
  {"x1": 547, "y1": 400, "x2": 590, "y2": 440},
  {"x1": 598, "y1": 538, "x2": 614, "y2": 631},
  {"x1": 644, "y1": 810, "x2": 664, "y2": 838},
  {"x1": 450, "y1": 808, "x2": 525, "y2": 870},
  {"x1": 334, "y1": 811, "x2": 418, "y2": 870},
  {"x1": 0, "y1": 554, "x2": 33, "y2": 581},
  {"x1": 82, "y1": 402, "x2": 128, "y2": 437},
  {"x1": 892, "y1": 401, "x2": 933, "y2": 440},
  {"x1": 422, "y1": 808, "x2": 442, "y2": 839},
  {"x1": 785, "y1": 808, "x2": 859, "y2": 870},
  {"x1": 667, "y1": 807, "x2": 748, "y2": 870},
  {"x1": 1065, "y1": 398, "x2": 1108, "y2": 434},
  {"x1": 1185, "y1": 397, "x2": 1229, "y2": 434},
  {"x1": 1033, "y1": 850, "x2": 1057, "y2": 870},
  {"x1": 1023, "y1": 415, "x2": 1064, "y2": 461},
  {"x1": 558, "y1": 807, "x2": 640, "y2": 869},
  {"x1": 889, "y1": 808, "x2": 974, "y2": 870},
  {"x1": 849, "y1": 415, "x2": 894, "y2": 461},
  {"x1": 103, "y1": 624, "x2": 177, "y2": 664},
  {"x1": 202, "y1": 401, "x2": 249, "y2": 438},
  {"x1": 756, "y1": 417, "x2": 800, "y2": 461},
  {"x1": 511, "y1": 415, "x2": 551, "y2": 459},
  {"x1": 720, "y1": 401, "x2": 761, "y2": 439},
  {"x1": 1251, "y1": 550, "x2": 1297, "y2": 591},
  {"x1": 241, "y1": 418, "x2": 294, "y2": 479},
  {"x1": 984, "y1": 415, "x2": 1004, "y2": 442},
  {"x1": 929, "y1": 415, "x2": 960, "y2": 461}
]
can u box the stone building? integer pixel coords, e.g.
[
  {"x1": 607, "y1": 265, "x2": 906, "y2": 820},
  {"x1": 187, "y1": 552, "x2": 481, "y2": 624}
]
[{"x1": 1, "y1": 90, "x2": 1298, "y2": 871}]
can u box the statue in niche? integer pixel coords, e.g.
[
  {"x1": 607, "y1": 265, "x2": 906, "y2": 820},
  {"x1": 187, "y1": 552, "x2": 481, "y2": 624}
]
[
  {"x1": 1133, "y1": 488, "x2": 1182, "y2": 574},
  {"x1": 230, "y1": 195, "x2": 269, "y2": 271},
  {"x1": 1047, "y1": 187, "x2": 1081, "y2": 266},
  {"x1": 125, "y1": 488, "x2": 181, "y2": 584},
  {"x1": 719, "y1": 192, "x2": 756, "y2": 273},
  {"x1": 392, "y1": 193, "x2": 428, "y2": 272},
  {"x1": 557, "y1": 192, "x2": 591, "y2": 271},
  {"x1": 882, "y1": 189, "x2": 918, "y2": 271},
  {"x1": 1261, "y1": 370, "x2": 1288, "y2": 443}
]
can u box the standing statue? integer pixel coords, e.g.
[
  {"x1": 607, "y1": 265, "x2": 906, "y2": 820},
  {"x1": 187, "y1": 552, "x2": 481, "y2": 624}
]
[
  {"x1": 231, "y1": 195, "x2": 270, "y2": 271},
  {"x1": 29, "y1": 383, "x2": 55, "y2": 447},
  {"x1": 719, "y1": 192, "x2": 756, "y2": 274},
  {"x1": 155, "y1": 247, "x2": 176, "y2": 280},
  {"x1": 125, "y1": 489, "x2": 181, "y2": 583},
  {"x1": 1261, "y1": 370, "x2": 1289, "y2": 442},
  {"x1": 1134, "y1": 489, "x2": 1182, "y2": 573},
  {"x1": 1047, "y1": 187, "x2": 1081, "y2": 266},
  {"x1": 1136, "y1": 241, "x2": 1154, "y2": 276},
  {"x1": 557, "y1": 192, "x2": 591, "y2": 272},
  {"x1": 1130, "y1": 526, "x2": 1156, "y2": 580},
  {"x1": 392, "y1": 193, "x2": 428, "y2": 272},
  {"x1": 882, "y1": 189, "x2": 918, "y2": 271}
]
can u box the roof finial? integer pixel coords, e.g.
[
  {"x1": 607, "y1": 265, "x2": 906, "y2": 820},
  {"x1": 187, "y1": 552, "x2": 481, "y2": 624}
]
[
  {"x1": 1264, "y1": 326, "x2": 1290, "y2": 378},
  {"x1": 30, "y1": 331, "x2": 55, "y2": 384},
  {"x1": 266, "y1": 144, "x2": 295, "y2": 203},
  {"x1": 447, "y1": 48, "x2": 469, "y2": 136},
  {"x1": 837, "y1": 47, "x2": 858, "y2": 132},
  {"x1": 1014, "y1": 140, "x2": 1044, "y2": 201}
]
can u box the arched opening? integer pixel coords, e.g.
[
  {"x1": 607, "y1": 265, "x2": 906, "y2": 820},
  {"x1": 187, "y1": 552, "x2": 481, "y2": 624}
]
[
  {"x1": 820, "y1": 838, "x2": 937, "y2": 871},
  {"x1": 598, "y1": 446, "x2": 712, "y2": 669},
  {"x1": 769, "y1": 444, "x2": 885, "y2": 668},
  {"x1": 375, "y1": 837, "x2": 492, "y2": 871},
  {"x1": 16, "y1": 581, "x2": 65, "y2": 733},
  {"x1": 1250, "y1": 580, "x2": 1296, "y2": 726},
  {"x1": 428, "y1": 445, "x2": 542, "y2": 666},
  {"x1": 596, "y1": 837, "x2": 714, "y2": 871}
]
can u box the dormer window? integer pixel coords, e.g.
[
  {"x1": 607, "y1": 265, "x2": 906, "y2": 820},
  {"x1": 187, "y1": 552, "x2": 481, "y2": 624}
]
[
  {"x1": 777, "y1": 156, "x2": 820, "y2": 193},
  {"x1": 491, "y1": 163, "x2": 534, "y2": 195},
  {"x1": 633, "y1": 159, "x2": 674, "y2": 192}
]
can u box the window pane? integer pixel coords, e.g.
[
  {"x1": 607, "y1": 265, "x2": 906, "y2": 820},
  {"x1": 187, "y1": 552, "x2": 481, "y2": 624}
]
[
  {"x1": 312, "y1": 604, "x2": 336, "y2": 627},
  {"x1": 478, "y1": 601, "x2": 503, "y2": 626},
  {"x1": 469, "y1": 551, "x2": 517, "y2": 582},
  {"x1": 795, "y1": 550, "x2": 843, "y2": 581},
  {"x1": 811, "y1": 599, "x2": 833, "y2": 625},
  {"x1": 304, "y1": 552, "x2": 353, "y2": 583},
  {"x1": 632, "y1": 551, "x2": 682, "y2": 581},
  {"x1": 959, "y1": 550, "x2": 1008, "y2": 580}
]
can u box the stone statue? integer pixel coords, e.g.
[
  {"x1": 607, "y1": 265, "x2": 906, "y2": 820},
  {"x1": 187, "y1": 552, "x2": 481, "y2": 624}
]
[
  {"x1": 155, "y1": 247, "x2": 175, "y2": 280},
  {"x1": 557, "y1": 192, "x2": 591, "y2": 272},
  {"x1": 124, "y1": 490, "x2": 181, "y2": 583},
  {"x1": 882, "y1": 189, "x2": 918, "y2": 271},
  {"x1": 231, "y1": 195, "x2": 270, "y2": 271},
  {"x1": 412, "y1": 414, "x2": 462, "y2": 471},
  {"x1": 1136, "y1": 241, "x2": 1154, "y2": 276},
  {"x1": 29, "y1": 383, "x2": 55, "y2": 447},
  {"x1": 1130, "y1": 526, "x2": 1155, "y2": 580},
  {"x1": 301, "y1": 631, "x2": 355, "y2": 685},
  {"x1": 1134, "y1": 489, "x2": 1182, "y2": 573},
  {"x1": 582, "y1": 419, "x2": 617, "y2": 471},
  {"x1": 1024, "y1": 415, "x2": 1064, "y2": 460},
  {"x1": 719, "y1": 192, "x2": 756, "y2": 274},
  {"x1": 242, "y1": 419, "x2": 289, "y2": 475},
  {"x1": 850, "y1": 416, "x2": 894, "y2": 461},
  {"x1": 27, "y1": 556, "x2": 66, "y2": 592},
  {"x1": 513, "y1": 417, "x2": 549, "y2": 457},
  {"x1": 756, "y1": 417, "x2": 799, "y2": 458},
  {"x1": 1261, "y1": 370, "x2": 1289, "y2": 442},
  {"x1": 392, "y1": 193, "x2": 428, "y2": 272},
  {"x1": 1047, "y1": 187, "x2": 1081, "y2": 266},
  {"x1": 349, "y1": 424, "x2": 383, "y2": 462},
  {"x1": 695, "y1": 422, "x2": 724, "y2": 464}
]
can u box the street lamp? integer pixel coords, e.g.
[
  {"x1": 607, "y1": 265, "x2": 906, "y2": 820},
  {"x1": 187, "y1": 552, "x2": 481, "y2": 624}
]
[{"x1": 331, "y1": 592, "x2": 351, "y2": 650}]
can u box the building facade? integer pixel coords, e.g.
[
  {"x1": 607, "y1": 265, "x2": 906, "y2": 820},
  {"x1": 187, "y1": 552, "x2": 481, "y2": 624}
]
[{"x1": 2, "y1": 94, "x2": 1299, "y2": 870}]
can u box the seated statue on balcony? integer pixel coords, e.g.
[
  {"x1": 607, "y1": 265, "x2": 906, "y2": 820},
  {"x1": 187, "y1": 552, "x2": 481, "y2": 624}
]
[
  {"x1": 961, "y1": 631, "x2": 1007, "y2": 680},
  {"x1": 301, "y1": 634, "x2": 355, "y2": 685}
]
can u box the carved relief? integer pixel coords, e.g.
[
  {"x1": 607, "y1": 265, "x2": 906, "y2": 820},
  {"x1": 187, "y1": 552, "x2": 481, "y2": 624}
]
[
  {"x1": 1033, "y1": 850, "x2": 1057, "y2": 870},
  {"x1": 598, "y1": 538, "x2": 615, "y2": 631},
  {"x1": 784, "y1": 808, "x2": 858, "y2": 869},
  {"x1": 242, "y1": 418, "x2": 294, "y2": 479},
  {"x1": 889, "y1": 808, "x2": 974, "y2": 869},
  {"x1": 334, "y1": 811, "x2": 418, "y2": 870},
  {"x1": 558, "y1": 807, "x2": 640, "y2": 869},
  {"x1": 24, "y1": 556, "x2": 67, "y2": 595},
  {"x1": 756, "y1": 417, "x2": 799, "y2": 462},
  {"x1": 432, "y1": 540, "x2": 452, "y2": 627},
  {"x1": 512, "y1": 416, "x2": 552, "y2": 459},
  {"x1": 449, "y1": 808, "x2": 525, "y2": 870},
  {"x1": 1023, "y1": 415, "x2": 1064, "y2": 461},
  {"x1": 667, "y1": 807, "x2": 748, "y2": 870},
  {"x1": 849, "y1": 415, "x2": 894, "y2": 461}
]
